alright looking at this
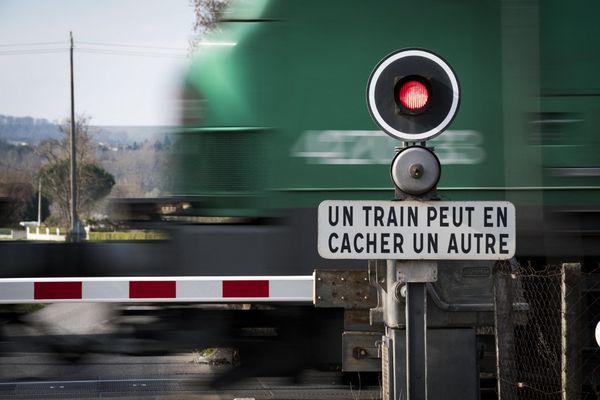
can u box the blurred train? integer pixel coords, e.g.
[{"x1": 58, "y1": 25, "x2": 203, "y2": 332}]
[
  {"x1": 173, "y1": 0, "x2": 600, "y2": 264},
  {"x1": 165, "y1": 1, "x2": 600, "y2": 390}
]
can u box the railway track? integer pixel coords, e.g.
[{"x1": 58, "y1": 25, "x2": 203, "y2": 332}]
[
  {"x1": 0, "y1": 303, "x2": 379, "y2": 399},
  {"x1": 0, "y1": 357, "x2": 380, "y2": 400}
]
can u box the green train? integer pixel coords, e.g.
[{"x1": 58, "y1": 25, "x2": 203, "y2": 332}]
[
  {"x1": 169, "y1": 4, "x2": 600, "y2": 389},
  {"x1": 174, "y1": 0, "x2": 600, "y2": 262}
]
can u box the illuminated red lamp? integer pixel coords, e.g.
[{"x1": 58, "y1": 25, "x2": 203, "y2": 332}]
[{"x1": 398, "y1": 80, "x2": 429, "y2": 112}]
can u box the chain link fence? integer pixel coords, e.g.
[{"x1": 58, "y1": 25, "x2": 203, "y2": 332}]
[{"x1": 494, "y1": 261, "x2": 600, "y2": 400}]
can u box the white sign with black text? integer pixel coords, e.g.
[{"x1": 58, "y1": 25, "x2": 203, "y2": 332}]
[{"x1": 318, "y1": 200, "x2": 516, "y2": 260}]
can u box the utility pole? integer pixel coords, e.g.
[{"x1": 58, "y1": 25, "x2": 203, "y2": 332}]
[
  {"x1": 37, "y1": 178, "x2": 42, "y2": 227},
  {"x1": 67, "y1": 31, "x2": 84, "y2": 242}
]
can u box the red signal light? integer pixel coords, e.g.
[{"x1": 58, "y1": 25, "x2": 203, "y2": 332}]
[
  {"x1": 398, "y1": 80, "x2": 429, "y2": 112},
  {"x1": 367, "y1": 49, "x2": 460, "y2": 141}
]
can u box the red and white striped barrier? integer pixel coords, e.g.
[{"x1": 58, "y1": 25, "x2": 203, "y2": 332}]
[{"x1": 0, "y1": 276, "x2": 314, "y2": 304}]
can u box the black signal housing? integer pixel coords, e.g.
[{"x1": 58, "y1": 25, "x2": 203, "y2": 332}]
[{"x1": 367, "y1": 49, "x2": 460, "y2": 141}]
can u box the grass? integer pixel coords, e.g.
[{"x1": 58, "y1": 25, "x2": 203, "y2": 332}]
[
  {"x1": 194, "y1": 347, "x2": 238, "y2": 365},
  {"x1": 87, "y1": 230, "x2": 167, "y2": 241},
  {"x1": 198, "y1": 348, "x2": 219, "y2": 358},
  {"x1": 0, "y1": 304, "x2": 45, "y2": 314}
]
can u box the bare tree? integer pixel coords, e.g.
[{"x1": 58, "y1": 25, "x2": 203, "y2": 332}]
[
  {"x1": 190, "y1": 0, "x2": 230, "y2": 50},
  {"x1": 36, "y1": 114, "x2": 95, "y2": 165},
  {"x1": 36, "y1": 115, "x2": 114, "y2": 226},
  {"x1": 0, "y1": 140, "x2": 43, "y2": 224},
  {"x1": 0, "y1": 171, "x2": 35, "y2": 225},
  {"x1": 39, "y1": 161, "x2": 114, "y2": 226},
  {"x1": 101, "y1": 140, "x2": 170, "y2": 198}
]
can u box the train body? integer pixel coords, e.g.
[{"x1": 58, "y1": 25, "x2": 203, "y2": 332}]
[{"x1": 175, "y1": 0, "x2": 600, "y2": 262}]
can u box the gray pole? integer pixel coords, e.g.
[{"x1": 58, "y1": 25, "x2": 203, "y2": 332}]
[
  {"x1": 405, "y1": 281, "x2": 427, "y2": 400},
  {"x1": 383, "y1": 145, "x2": 440, "y2": 400},
  {"x1": 68, "y1": 31, "x2": 80, "y2": 241},
  {"x1": 37, "y1": 178, "x2": 42, "y2": 226}
]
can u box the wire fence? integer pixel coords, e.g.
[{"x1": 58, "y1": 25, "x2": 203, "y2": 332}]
[{"x1": 494, "y1": 261, "x2": 600, "y2": 400}]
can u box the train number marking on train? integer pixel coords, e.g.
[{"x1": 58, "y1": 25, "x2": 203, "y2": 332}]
[
  {"x1": 291, "y1": 130, "x2": 485, "y2": 165},
  {"x1": 317, "y1": 200, "x2": 515, "y2": 260}
]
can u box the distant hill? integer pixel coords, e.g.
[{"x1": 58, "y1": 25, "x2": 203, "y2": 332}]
[
  {"x1": 95, "y1": 125, "x2": 177, "y2": 146},
  {"x1": 0, "y1": 115, "x2": 60, "y2": 144},
  {"x1": 0, "y1": 114, "x2": 176, "y2": 146}
]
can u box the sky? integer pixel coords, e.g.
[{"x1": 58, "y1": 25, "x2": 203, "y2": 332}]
[{"x1": 0, "y1": 0, "x2": 196, "y2": 126}]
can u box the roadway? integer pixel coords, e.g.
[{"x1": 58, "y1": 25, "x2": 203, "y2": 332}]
[{"x1": 0, "y1": 304, "x2": 381, "y2": 399}]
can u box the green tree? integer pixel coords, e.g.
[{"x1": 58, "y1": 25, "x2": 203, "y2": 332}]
[
  {"x1": 36, "y1": 115, "x2": 115, "y2": 226},
  {"x1": 39, "y1": 160, "x2": 114, "y2": 226}
]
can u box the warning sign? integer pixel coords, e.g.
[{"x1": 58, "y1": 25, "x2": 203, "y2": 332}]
[{"x1": 317, "y1": 200, "x2": 515, "y2": 260}]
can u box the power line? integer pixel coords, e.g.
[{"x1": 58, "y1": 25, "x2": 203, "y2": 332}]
[
  {"x1": 78, "y1": 41, "x2": 187, "y2": 51},
  {"x1": 0, "y1": 40, "x2": 186, "y2": 50},
  {"x1": 0, "y1": 40, "x2": 190, "y2": 58},
  {"x1": 0, "y1": 47, "x2": 187, "y2": 58},
  {"x1": 0, "y1": 48, "x2": 68, "y2": 56},
  {"x1": 76, "y1": 48, "x2": 188, "y2": 59},
  {"x1": 0, "y1": 41, "x2": 65, "y2": 47}
]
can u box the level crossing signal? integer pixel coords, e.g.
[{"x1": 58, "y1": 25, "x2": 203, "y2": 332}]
[{"x1": 366, "y1": 48, "x2": 460, "y2": 141}]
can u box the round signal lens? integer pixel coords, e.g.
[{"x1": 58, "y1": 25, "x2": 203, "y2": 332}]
[{"x1": 398, "y1": 80, "x2": 429, "y2": 112}]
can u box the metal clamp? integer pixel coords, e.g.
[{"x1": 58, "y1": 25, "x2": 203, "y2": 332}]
[{"x1": 391, "y1": 260, "x2": 438, "y2": 283}]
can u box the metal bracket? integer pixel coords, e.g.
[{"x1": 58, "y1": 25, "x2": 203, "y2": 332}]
[
  {"x1": 368, "y1": 260, "x2": 387, "y2": 325},
  {"x1": 314, "y1": 269, "x2": 377, "y2": 309},
  {"x1": 391, "y1": 260, "x2": 438, "y2": 283},
  {"x1": 342, "y1": 331, "x2": 382, "y2": 372},
  {"x1": 368, "y1": 260, "x2": 387, "y2": 290}
]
